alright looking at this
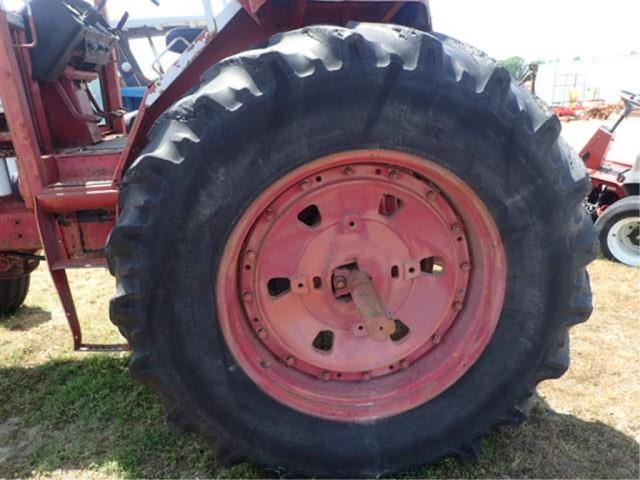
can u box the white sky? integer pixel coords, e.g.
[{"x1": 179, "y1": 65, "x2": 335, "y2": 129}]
[{"x1": 5, "y1": 0, "x2": 640, "y2": 61}]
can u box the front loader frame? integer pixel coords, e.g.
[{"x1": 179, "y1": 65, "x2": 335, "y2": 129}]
[{"x1": 0, "y1": 0, "x2": 431, "y2": 350}]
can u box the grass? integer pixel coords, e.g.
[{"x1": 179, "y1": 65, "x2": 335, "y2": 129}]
[{"x1": 0, "y1": 261, "x2": 638, "y2": 478}]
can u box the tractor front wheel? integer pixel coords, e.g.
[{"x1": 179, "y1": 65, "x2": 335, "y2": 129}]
[
  {"x1": 0, "y1": 275, "x2": 30, "y2": 316},
  {"x1": 107, "y1": 24, "x2": 597, "y2": 477}
]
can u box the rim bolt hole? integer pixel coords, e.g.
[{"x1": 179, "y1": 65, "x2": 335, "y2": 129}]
[
  {"x1": 312, "y1": 277, "x2": 322, "y2": 289},
  {"x1": 391, "y1": 265, "x2": 399, "y2": 278}
]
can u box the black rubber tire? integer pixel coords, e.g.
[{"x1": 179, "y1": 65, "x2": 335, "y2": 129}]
[
  {"x1": 0, "y1": 275, "x2": 30, "y2": 317},
  {"x1": 595, "y1": 195, "x2": 640, "y2": 266},
  {"x1": 107, "y1": 24, "x2": 598, "y2": 477}
]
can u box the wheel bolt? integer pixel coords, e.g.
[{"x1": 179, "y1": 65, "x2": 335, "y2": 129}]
[
  {"x1": 389, "y1": 170, "x2": 399, "y2": 179},
  {"x1": 400, "y1": 359, "x2": 410, "y2": 369},
  {"x1": 453, "y1": 301, "x2": 464, "y2": 311},
  {"x1": 257, "y1": 328, "x2": 268, "y2": 339},
  {"x1": 285, "y1": 356, "x2": 296, "y2": 366},
  {"x1": 321, "y1": 371, "x2": 331, "y2": 381},
  {"x1": 451, "y1": 223, "x2": 462, "y2": 232},
  {"x1": 432, "y1": 334, "x2": 442, "y2": 344},
  {"x1": 460, "y1": 262, "x2": 471, "y2": 272},
  {"x1": 343, "y1": 166, "x2": 354, "y2": 176},
  {"x1": 362, "y1": 372, "x2": 371, "y2": 381},
  {"x1": 300, "y1": 180, "x2": 311, "y2": 190},
  {"x1": 245, "y1": 250, "x2": 255, "y2": 259},
  {"x1": 264, "y1": 209, "x2": 274, "y2": 221},
  {"x1": 334, "y1": 276, "x2": 347, "y2": 290},
  {"x1": 243, "y1": 291, "x2": 253, "y2": 301},
  {"x1": 426, "y1": 190, "x2": 437, "y2": 200}
]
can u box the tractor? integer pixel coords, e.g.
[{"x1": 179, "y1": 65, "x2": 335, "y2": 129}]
[
  {"x1": 0, "y1": 0, "x2": 597, "y2": 476},
  {"x1": 581, "y1": 91, "x2": 640, "y2": 267}
]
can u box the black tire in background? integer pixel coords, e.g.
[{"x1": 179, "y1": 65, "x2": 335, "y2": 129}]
[
  {"x1": 107, "y1": 23, "x2": 597, "y2": 477},
  {"x1": 595, "y1": 195, "x2": 640, "y2": 267},
  {"x1": 0, "y1": 275, "x2": 30, "y2": 316}
]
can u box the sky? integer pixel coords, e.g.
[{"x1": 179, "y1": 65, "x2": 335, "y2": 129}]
[{"x1": 4, "y1": 0, "x2": 640, "y2": 61}]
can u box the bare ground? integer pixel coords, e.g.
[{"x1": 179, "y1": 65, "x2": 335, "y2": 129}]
[{"x1": 0, "y1": 259, "x2": 638, "y2": 479}]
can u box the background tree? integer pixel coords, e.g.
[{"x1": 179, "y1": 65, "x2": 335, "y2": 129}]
[{"x1": 499, "y1": 56, "x2": 527, "y2": 79}]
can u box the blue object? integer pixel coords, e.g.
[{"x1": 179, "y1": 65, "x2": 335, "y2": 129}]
[{"x1": 121, "y1": 86, "x2": 148, "y2": 111}]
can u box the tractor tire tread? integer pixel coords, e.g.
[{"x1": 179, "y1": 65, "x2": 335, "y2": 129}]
[{"x1": 107, "y1": 23, "x2": 596, "y2": 477}]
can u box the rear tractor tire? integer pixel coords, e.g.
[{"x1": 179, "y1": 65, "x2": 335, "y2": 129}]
[
  {"x1": 107, "y1": 23, "x2": 597, "y2": 477},
  {"x1": 0, "y1": 275, "x2": 30, "y2": 317}
]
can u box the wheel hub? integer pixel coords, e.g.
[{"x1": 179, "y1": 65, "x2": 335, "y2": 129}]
[
  {"x1": 218, "y1": 150, "x2": 506, "y2": 421},
  {"x1": 239, "y1": 163, "x2": 471, "y2": 379}
]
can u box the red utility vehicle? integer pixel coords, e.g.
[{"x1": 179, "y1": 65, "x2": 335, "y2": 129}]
[
  {"x1": 581, "y1": 91, "x2": 640, "y2": 267},
  {"x1": 0, "y1": 0, "x2": 597, "y2": 476}
]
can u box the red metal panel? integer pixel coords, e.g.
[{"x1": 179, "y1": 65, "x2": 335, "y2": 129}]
[
  {"x1": 581, "y1": 127, "x2": 613, "y2": 171},
  {"x1": 0, "y1": 10, "x2": 53, "y2": 205},
  {"x1": 0, "y1": 209, "x2": 41, "y2": 250},
  {"x1": 53, "y1": 151, "x2": 120, "y2": 184},
  {"x1": 37, "y1": 185, "x2": 118, "y2": 213}
]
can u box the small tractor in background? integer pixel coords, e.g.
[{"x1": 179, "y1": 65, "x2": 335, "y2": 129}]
[
  {"x1": 581, "y1": 91, "x2": 640, "y2": 267},
  {"x1": 0, "y1": 0, "x2": 597, "y2": 476}
]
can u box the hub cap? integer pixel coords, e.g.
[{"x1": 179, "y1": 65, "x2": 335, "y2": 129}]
[
  {"x1": 607, "y1": 216, "x2": 640, "y2": 267},
  {"x1": 217, "y1": 150, "x2": 507, "y2": 421}
]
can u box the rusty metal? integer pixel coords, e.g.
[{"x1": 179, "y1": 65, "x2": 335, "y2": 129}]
[
  {"x1": 346, "y1": 269, "x2": 395, "y2": 341},
  {"x1": 0, "y1": 253, "x2": 39, "y2": 279}
]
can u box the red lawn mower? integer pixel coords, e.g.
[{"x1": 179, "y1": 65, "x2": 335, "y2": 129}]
[
  {"x1": 0, "y1": 0, "x2": 598, "y2": 476},
  {"x1": 582, "y1": 91, "x2": 640, "y2": 267}
]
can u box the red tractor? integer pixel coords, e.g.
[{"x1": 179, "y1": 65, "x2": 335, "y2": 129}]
[
  {"x1": 581, "y1": 91, "x2": 640, "y2": 267},
  {"x1": 0, "y1": 0, "x2": 597, "y2": 476}
]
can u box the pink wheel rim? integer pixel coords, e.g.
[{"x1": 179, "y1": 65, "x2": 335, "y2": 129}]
[{"x1": 217, "y1": 150, "x2": 507, "y2": 421}]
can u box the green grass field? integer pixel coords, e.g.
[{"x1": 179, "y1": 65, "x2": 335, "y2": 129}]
[{"x1": 1, "y1": 260, "x2": 638, "y2": 479}]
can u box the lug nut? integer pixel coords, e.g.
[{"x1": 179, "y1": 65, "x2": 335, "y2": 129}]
[
  {"x1": 257, "y1": 328, "x2": 268, "y2": 339},
  {"x1": 362, "y1": 372, "x2": 371, "y2": 381},
  {"x1": 460, "y1": 262, "x2": 471, "y2": 272},
  {"x1": 260, "y1": 360, "x2": 271, "y2": 368},
  {"x1": 334, "y1": 276, "x2": 347, "y2": 290},
  {"x1": 400, "y1": 359, "x2": 410, "y2": 369},
  {"x1": 453, "y1": 301, "x2": 464, "y2": 311},
  {"x1": 432, "y1": 334, "x2": 442, "y2": 344},
  {"x1": 343, "y1": 166, "x2": 354, "y2": 176},
  {"x1": 426, "y1": 190, "x2": 437, "y2": 200},
  {"x1": 264, "y1": 209, "x2": 274, "y2": 221},
  {"x1": 321, "y1": 371, "x2": 331, "y2": 381},
  {"x1": 244, "y1": 250, "x2": 255, "y2": 260},
  {"x1": 389, "y1": 170, "x2": 399, "y2": 179},
  {"x1": 300, "y1": 180, "x2": 311, "y2": 190},
  {"x1": 242, "y1": 291, "x2": 253, "y2": 301},
  {"x1": 451, "y1": 223, "x2": 462, "y2": 233},
  {"x1": 285, "y1": 356, "x2": 296, "y2": 366}
]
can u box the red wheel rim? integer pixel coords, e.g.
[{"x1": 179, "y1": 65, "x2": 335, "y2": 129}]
[{"x1": 217, "y1": 150, "x2": 507, "y2": 421}]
